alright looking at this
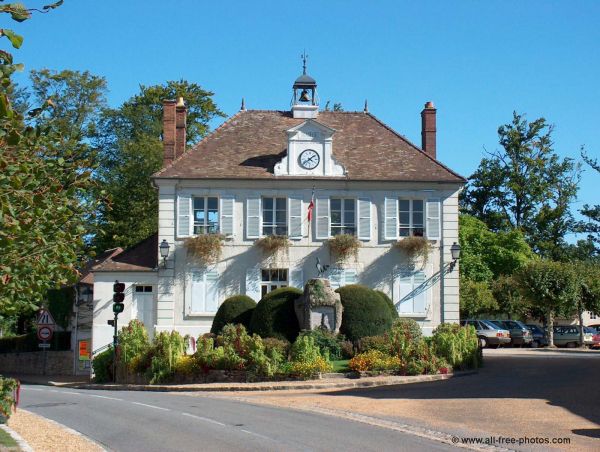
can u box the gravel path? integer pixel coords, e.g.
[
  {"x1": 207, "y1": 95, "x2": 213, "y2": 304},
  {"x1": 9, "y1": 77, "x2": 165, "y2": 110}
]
[{"x1": 8, "y1": 409, "x2": 104, "y2": 452}]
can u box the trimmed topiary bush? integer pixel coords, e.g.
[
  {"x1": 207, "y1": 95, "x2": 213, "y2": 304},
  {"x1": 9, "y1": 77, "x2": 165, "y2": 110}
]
[
  {"x1": 249, "y1": 287, "x2": 302, "y2": 342},
  {"x1": 375, "y1": 290, "x2": 399, "y2": 320},
  {"x1": 336, "y1": 284, "x2": 395, "y2": 342},
  {"x1": 211, "y1": 295, "x2": 257, "y2": 334}
]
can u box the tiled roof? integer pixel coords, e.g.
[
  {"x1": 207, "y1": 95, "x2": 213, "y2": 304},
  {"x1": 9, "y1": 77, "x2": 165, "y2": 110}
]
[
  {"x1": 153, "y1": 110, "x2": 465, "y2": 183},
  {"x1": 92, "y1": 234, "x2": 158, "y2": 273},
  {"x1": 79, "y1": 248, "x2": 123, "y2": 284}
]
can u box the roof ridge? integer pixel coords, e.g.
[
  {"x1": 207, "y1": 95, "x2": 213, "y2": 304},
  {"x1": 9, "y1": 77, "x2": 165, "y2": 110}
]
[
  {"x1": 365, "y1": 113, "x2": 467, "y2": 182},
  {"x1": 153, "y1": 110, "x2": 245, "y2": 177}
]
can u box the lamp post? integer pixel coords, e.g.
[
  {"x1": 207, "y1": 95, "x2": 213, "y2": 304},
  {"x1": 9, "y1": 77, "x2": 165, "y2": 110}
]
[
  {"x1": 159, "y1": 239, "x2": 170, "y2": 268},
  {"x1": 449, "y1": 242, "x2": 461, "y2": 270}
]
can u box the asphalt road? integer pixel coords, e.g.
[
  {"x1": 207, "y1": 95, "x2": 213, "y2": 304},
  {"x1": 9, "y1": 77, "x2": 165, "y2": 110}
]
[{"x1": 19, "y1": 385, "x2": 456, "y2": 452}]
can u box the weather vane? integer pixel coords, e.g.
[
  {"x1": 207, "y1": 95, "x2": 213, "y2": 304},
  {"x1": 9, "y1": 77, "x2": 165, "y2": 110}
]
[{"x1": 301, "y1": 50, "x2": 308, "y2": 75}]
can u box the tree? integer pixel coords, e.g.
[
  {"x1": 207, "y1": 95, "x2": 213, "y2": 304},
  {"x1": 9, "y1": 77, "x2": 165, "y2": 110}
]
[
  {"x1": 577, "y1": 151, "x2": 600, "y2": 256},
  {"x1": 461, "y1": 112, "x2": 580, "y2": 259},
  {"x1": 459, "y1": 278, "x2": 498, "y2": 319},
  {"x1": 459, "y1": 215, "x2": 533, "y2": 283},
  {"x1": 515, "y1": 260, "x2": 579, "y2": 347},
  {"x1": 93, "y1": 81, "x2": 224, "y2": 251},
  {"x1": 1, "y1": 1, "x2": 98, "y2": 316}
]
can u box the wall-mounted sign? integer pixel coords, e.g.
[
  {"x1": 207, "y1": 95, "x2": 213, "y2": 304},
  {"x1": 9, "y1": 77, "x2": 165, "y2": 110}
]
[{"x1": 78, "y1": 340, "x2": 90, "y2": 361}]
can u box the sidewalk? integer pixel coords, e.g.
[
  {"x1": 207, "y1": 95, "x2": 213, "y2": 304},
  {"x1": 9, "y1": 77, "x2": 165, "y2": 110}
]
[{"x1": 11, "y1": 371, "x2": 476, "y2": 392}]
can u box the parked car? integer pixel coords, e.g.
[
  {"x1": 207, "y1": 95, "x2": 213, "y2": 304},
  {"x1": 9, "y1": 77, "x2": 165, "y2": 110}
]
[
  {"x1": 488, "y1": 320, "x2": 533, "y2": 347},
  {"x1": 461, "y1": 319, "x2": 511, "y2": 349},
  {"x1": 553, "y1": 325, "x2": 594, "y2": 348},
  {"x1": 589, "y1": 329, "x2": 600, "y2": 349},
  {"x1": 525, "y1": 324, "x2": 549, "y2": 348}
]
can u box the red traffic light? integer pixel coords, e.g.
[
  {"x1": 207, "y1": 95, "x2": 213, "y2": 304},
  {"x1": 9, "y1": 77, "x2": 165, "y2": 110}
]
[{"x1": 113, "y1": 281, "x2": 125, "y2": 293}]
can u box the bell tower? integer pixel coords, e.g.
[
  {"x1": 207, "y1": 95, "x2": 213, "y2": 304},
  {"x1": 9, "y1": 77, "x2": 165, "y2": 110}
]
[{"x1": 291, "y1": 52, "x2": 319, "y2": 119}]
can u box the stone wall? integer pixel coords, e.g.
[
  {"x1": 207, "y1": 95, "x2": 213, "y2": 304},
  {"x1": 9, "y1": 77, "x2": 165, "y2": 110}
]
[{"x1": 0, "y1": 351, "x2": 73, "y2": 375}]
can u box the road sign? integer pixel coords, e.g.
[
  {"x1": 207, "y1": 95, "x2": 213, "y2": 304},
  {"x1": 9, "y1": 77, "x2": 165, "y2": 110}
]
[
  {"x1": 37, "y1": 309, "x2": 56, "y2": 327},
  {"x1": 37, "y1": 326, "x2": 53, "y2": 342},
  {"x1": 38, "y1": 343, "x2": 51, "y2": 348}
]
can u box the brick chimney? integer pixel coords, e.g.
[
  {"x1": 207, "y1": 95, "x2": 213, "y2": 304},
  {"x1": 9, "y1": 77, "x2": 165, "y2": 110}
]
[
  {"x1": 162, "y1": 99, "x2": 177, "y2": 167},
  {"x1": 421, "y1": 101, "x2": 437, "y2": 159},
  {"x1": 175, "y1": 97, "x2": 187, "y2": 159}
]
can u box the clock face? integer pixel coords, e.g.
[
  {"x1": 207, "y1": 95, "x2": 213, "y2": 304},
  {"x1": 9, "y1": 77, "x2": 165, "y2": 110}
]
[{"x1": 299, "y1": 149, "x2": 320, "y2": 170}]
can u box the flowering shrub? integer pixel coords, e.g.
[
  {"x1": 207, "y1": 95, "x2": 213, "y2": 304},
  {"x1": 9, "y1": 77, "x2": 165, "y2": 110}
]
[
  {"x1": 359, "y1": 335, "x2": 389, "y2": 354},
  {"x1": 328, "y1": 233, "x2": 360, "y2": 262},
  {"x1": 349, "y1": 350, "x2": 401, "y2": 372},
  {"x1": 431, "y1": 323, "x2": 480, "y2": 370},
  {"x1": 0, "y1": 376, "x2": 19, "y2": 421},
  {"x1": 185, "y1": 233, "x2": 224, "y2": 264},
  {"x1": 287, "y1": 335, "x2": 333, "y2": 379}
]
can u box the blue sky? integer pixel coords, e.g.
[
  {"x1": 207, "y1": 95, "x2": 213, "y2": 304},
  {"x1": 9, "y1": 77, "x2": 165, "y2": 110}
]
[{"x1": 10, "y1": 0, "x2": 600, "y2": 225}]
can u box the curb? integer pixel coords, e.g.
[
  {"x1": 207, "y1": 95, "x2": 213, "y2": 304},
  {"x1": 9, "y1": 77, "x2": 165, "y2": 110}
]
[
  {"x1": 51, "y1": 370, "x2": 477, "y2": 392},
  {"x1": 0, "y1": 423, "x2": 34, "y2": 452}
]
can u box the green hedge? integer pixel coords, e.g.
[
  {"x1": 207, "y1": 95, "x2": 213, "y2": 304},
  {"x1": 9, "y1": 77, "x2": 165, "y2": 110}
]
[
  {"x1": 211, "y1": 295, "x2": 256, "y2": 334},
  {"x1": 0, "y1": 331, "x2": 71, "y2": 353},
  {"x1": 375, "y1": 290, "x2": 399, "y2": 320},
  {"x1": 249, "y1": 287, "x2": 302, "y2": 342},
  {"x1": 337, "y1": 285, "x2": 395, "y2": 342}
]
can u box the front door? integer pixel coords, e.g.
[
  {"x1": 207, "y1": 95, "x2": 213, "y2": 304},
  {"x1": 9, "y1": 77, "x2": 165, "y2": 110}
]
[{"x1": 133, "y1": 285, "x2": 154, "y2": 336}]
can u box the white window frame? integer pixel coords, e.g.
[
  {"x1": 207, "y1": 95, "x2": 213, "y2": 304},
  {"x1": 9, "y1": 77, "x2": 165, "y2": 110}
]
[
  {"x1": 330, "y1": 197, "x2": 357, "y2": 237},
  {"x1": 395, "y1": 270, "x2": 429, "y2": 316},
  {"x1": 188, "y1": 268, "x2": 219, "y2": 315},
  {"x1": 398, "y1": 198, "x2": 425, "y2": 238},
  {"x1": 192, "y1": 195, "x2": 220, "y2": 236},
  {"x1": 261, "y1": 196, "x2": 288, "y2": 236},
  {"x1": 260, "y1": 268, "x2": 289, "y2": 298},
  {"x1": 328, "y1": 268, "x2": 358, "y2": 289}
]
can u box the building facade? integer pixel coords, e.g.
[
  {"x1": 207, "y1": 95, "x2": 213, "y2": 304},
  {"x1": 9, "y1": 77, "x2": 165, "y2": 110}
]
[{"x1": 92, "y1": 68, "x2": 466, "y2": 351}]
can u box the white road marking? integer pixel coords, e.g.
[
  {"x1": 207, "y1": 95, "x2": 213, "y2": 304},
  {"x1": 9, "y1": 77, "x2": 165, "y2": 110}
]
[
  {"x1": 88, "y1": 394, "x2": 123, "y2": 401},
  {"x1": 181, "y1": 412, "x2": 225, "y2": 426},
  {"x1": 131, "y1": 401, "x2": 170, "y2": 411},
  {"x1": 61, "y1": 391, "x2": 81, "y2": 395},
  {"x1": 240, "y1": 429, "x2": 273, "y2": 441},
  {"x1": 24, "y1": 388, "x2": 43, "y2": 391}
]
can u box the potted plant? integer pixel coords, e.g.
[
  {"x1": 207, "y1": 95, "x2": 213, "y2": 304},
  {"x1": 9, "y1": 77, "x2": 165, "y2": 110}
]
[
  {"x1": 328, "y1": 234, "x2": 361, "y2": 263},
  {"x1": 255, "y1": 235, "x2": 290, "y2": 258},
  {"x1": 184, "y1": 233, "x2": 225, "y2": 264},
  {"x1": 394, "y1": 236, "x2": 432, "y2": 266}
]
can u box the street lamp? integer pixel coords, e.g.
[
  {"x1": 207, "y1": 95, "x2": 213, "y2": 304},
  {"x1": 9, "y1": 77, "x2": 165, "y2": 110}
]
[
  {"x1": 449, "y1": 242, "x2": 461, "y2": 270},
  {"x1": 159, "y1": 239, "x2": 170, "y2": 268}
]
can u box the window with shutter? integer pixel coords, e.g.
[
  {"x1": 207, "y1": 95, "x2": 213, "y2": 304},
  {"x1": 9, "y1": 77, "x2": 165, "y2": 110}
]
[
  {"x1": 189, "y1": 269, "x2": 220, "y2": 314},
  {"x1": 398, "y1": 199, "x2": 424, "y2": 237},
  {"x1": 288, "y1": 197, "x2": 303, "y2": 239},
  {"x1": 315, "y1": 197, "x2": 330, "y2": 239},
  {"x1": 245, "y1": 267, "x2": 261, "y2": 301},
  {"x1": 177, "y1": 195, "x2": 191, "y2": 238},
  {"x1": 395, "y1": 270, "x2": 428, "y2": 315},
  {"x1": 290, "y1": 268, "x2": 304, "y2": 289},
  {"x1": 246, "y1": 197, "x2": 261, "y2": 239},
  {"x1": 262, "y1": 197, "x2": 287, "y2": 236},
  {"x1": 357, "y1": 198, "x2": 371, "y2": 240},
  {"x1": 329, "y1": 268, "x2": 358, "y2": 289},
  {"x1": 330, "y1": 198, "x2": 356, "y2": 236},
  {"x1": 220, "y1": 196, "x2": 234, "y2": 237},
  {"x1": 426, "y1": 199, "x2": 441, "y2": 240},
  {"x1": 384, "y1": 197, "x2": 398, "y2": 240}
]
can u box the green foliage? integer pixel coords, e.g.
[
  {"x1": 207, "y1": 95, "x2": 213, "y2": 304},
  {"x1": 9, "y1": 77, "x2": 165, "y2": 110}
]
[
  {"x1": 578, "y1": 151, "x2": 600, "y2": 256},
  {"x1": 118, "y1": 320, "x2": 150, "y2": 373},
  {"x1": 375, "y1": 290, "x2": 399, "y2": 320},
  {"x1": 211, "y1": 295, "x2": 256, "y2": 334},
  {"x1": 148, "y1": 331, "x2": 186, "y2": 384},
  {"x1": 261, "y1": 337, "x2": 291, "y2": 360},
  {"x1": 249, "y1": 287, "x2": 302, "y2": 342},
  {"x1": 349, "y1": 350, "x2": 401, "y2": 373},
  {"x1": 93, "y1": 81, "x2": 224, "y2": 251},
  {"x1": 0, "y1": 376, "x2": 18, "y2": 420},
  {"x1": 459, "y1": 215, "x2": 533, "y2": 283},
  {"x1": 328, "y1": 233, "x2": 360, "y2": 262},
  {"x1": 0, "y1": 331, "x2": 70, "y2": 353},
  {"x1": 461, "y1": 112, "x2": 580, "y2": 259},
  {"x1": 299, "y1": 329, "x2": 343, "y2": 361},
  {"x1": 358, "y1": 335, "x2": 389, "y2": 354},
  {"x1": 491, "y1": 275, "x2": 531, "y2": 319},
  {"x1": 431, "y1": 323, "x2": 481, "y2": 370},
  {"x1": 287, "y1": 335, "x2": 332, "y2": 379},
  {"x1": 92, "y1": 348, "x2": 113, "y2": 383},
  {"x1": 390, "y1": 318, "x2": 422, "y2": 344},
  {"x1": 459, "y1": 278, "x2": 499, "y2": 319},
  {"x1": 336, "y1": 285, "x2": 395, "y2": 342}
]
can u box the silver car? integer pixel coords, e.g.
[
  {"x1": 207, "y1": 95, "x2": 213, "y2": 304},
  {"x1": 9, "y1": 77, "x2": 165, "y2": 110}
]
[{"x1": 462, "y1": 319, "x2": 511, "y2": 349}]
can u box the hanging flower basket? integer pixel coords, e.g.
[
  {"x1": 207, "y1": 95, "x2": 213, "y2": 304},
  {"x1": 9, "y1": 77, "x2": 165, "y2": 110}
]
[
  {"x1": 328, "y1": 234, "x2": 361, "y2": 263},
  {"x1": 255, "y1": 235, "x2": 290, "y2": 257},
  {"x1": 394, "y1": 236, "x2": 432, "y2": 265},
  {"x1": 184, "y1": 234, "x2": 225, "y2": 264}
]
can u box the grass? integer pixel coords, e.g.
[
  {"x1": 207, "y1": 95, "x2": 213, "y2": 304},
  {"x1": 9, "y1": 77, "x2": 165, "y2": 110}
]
[
  {"x1": 0, "y1": 426, "x2": 18, "y2": 449},
  {"x1": 331, "y1": 359, "x2": 350, "y2": 373}
]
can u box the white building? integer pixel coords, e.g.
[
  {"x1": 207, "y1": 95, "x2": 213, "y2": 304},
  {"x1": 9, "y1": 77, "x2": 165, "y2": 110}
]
[{"x1": 91, "y1": 66, "x2": 466, "y2": 352}]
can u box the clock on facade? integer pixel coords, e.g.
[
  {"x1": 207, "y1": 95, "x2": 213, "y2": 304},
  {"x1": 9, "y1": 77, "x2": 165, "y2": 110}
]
[{"x1": 298, "y1": 149, "x2": 320, "y2": 170}]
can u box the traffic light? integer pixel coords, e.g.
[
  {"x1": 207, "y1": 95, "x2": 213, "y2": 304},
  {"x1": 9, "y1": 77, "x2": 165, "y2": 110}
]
[{"x1": 113, "y1": 280, "x2": 125, "y2": 314}]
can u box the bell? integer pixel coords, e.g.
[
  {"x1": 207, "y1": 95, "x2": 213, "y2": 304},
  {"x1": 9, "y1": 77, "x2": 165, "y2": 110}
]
[{"x1": 299, "y1": 89, "x2": 311, "y2": 102}]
